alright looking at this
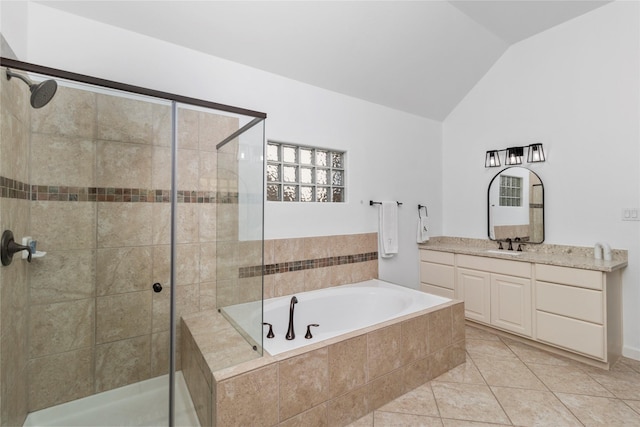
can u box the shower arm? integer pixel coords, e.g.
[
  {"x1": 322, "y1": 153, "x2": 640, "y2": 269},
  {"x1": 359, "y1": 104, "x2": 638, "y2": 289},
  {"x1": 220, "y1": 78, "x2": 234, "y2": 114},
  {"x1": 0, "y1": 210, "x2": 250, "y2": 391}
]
[{"x1": 6, "y1": 68, "x2": 34, "y2": 86}]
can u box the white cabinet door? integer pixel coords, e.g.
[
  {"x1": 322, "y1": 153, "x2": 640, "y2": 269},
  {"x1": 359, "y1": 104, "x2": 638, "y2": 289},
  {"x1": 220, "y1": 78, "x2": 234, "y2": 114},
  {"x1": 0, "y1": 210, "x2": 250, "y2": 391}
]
[
  {"x1": 457, "y1": 268, "x2": 491, "y2": 324},
  {"x1": 491, "y1": 274, "x2": 532, "y2": 337}
]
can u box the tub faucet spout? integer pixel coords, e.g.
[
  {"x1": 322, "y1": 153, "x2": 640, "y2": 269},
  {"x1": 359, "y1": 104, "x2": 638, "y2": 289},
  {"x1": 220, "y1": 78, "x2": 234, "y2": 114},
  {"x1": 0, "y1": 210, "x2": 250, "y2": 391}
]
[{"x1": 286, "y1": 296, "x2": 298, "y2": 340}]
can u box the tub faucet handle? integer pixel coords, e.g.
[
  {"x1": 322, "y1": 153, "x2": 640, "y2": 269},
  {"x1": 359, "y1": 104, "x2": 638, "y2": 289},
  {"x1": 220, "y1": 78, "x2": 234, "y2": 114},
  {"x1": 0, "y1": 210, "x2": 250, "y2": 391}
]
[
  {"x1": 305, "y1": 324, "x2": 319, "y2": 339},
  {"x1": 263, "y1": 322, "x2": 275, "y2": 338}
]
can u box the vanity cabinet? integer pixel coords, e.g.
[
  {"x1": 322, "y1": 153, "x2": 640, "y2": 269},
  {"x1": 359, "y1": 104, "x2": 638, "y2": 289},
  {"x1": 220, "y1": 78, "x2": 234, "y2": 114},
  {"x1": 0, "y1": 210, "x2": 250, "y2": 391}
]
[
  {"x1": 418, "y1": 247, "x2": 624, "y2": 367},
  {"x1": 419, "y1": 250, "x2": 455, "y2": 298},
  {"x1": 534, "y1": 264, "x2": 621, "y2": 361},
  {"x1": 456, "y1": 254, "x2": 532, "y2": 337}
]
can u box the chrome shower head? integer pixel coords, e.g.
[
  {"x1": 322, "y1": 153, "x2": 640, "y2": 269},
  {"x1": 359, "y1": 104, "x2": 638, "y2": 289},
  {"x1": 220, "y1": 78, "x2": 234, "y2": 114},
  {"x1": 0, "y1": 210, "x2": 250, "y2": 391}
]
[{"x1": 6, "y1": 68, "x2": 57, "y2": 109}]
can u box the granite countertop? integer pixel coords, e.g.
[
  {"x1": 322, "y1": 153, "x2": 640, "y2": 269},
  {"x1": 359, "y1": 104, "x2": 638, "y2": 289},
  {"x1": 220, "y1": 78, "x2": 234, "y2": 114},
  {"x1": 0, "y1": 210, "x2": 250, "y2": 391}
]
[{"x1": 419, "y1": 237, "x2": 627, "y2": 272}]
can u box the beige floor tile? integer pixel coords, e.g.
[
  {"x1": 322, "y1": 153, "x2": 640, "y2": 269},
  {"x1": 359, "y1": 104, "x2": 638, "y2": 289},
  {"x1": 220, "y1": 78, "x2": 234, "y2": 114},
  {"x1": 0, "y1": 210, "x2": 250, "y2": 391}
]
[
  {"x1": 587, "y1": 369, "x2": 640, "y2": 400},
  {"x1": 378, "y1": 383, "x2": 440, "y2": 417},
  {"x1": 617, "y1": 357, "x2": 640, "y2": 374},
  {"x1": 624, "y1": 399, "x2": 640, "y2": 414},
  {"x1": 346, "y1": 412, "x2": 373, "y2": 427},
  {"x1": 431, "y1": 382, "x2": 509, "y2": 424},
  {"x1": 527, "y1": 363, "x2": 614, "y2": 397},
  {"x1": 433, "y1": 357, "x2": 485, "y2": 385},
  {"x1": 556, "y1": 393, "x2": 640, "y2": 426},
  {"x1": 465, "y1": 339, "x2": 517, "y2": 362},
  {"x1": 501, "y1": 338, "x2": 572, "y2": 366},
  {"x1": 473, "y1": 358, "x2": 546, "y2": 390},
  {"x1": 465, "y1": 326, "x2": 501, "y2": 341},
  {"x1": 491, "y1": 386, "x2": 582, "y2": 426},
  {"x1": 441, "y1": 420, "x2": 512, "y2": 427},
  {"x1": 374, "y1": 411, "x2": 443, "y2": 426}
]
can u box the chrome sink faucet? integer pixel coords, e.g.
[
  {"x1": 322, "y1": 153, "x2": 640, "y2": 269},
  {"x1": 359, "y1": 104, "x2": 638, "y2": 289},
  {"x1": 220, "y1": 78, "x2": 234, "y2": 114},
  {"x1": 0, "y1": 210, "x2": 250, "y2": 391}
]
[{"x1": 286, "y1": 296, "x2": 298, "y2": 340}]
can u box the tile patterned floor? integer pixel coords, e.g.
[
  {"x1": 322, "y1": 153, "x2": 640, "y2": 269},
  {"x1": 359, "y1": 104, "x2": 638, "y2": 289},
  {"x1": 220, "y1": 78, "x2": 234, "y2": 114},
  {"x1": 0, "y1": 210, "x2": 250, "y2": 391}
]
[{"x1": 349, "y1": 325, "x2": 640, "y2": 426}]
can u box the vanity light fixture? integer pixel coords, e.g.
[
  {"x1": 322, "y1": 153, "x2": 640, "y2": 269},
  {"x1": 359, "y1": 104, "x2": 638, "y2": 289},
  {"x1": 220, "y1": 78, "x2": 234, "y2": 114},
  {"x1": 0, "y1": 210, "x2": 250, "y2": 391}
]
[
  {"x1": 505, "y1": 146, "x2": 524, "y2": 165},
  {"x1": 485, "y1": 150, "x2": 501, "y2": 168},
  {"x1": 484, "y1": 144, "x2": 545, "y2": 168}
]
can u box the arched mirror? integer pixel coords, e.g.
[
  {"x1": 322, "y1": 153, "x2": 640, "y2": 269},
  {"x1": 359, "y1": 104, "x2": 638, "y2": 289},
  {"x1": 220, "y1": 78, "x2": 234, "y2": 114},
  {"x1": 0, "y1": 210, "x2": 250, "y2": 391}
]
[{"x1": 488, "y1": 167, "x2": 544, "y2": 243}]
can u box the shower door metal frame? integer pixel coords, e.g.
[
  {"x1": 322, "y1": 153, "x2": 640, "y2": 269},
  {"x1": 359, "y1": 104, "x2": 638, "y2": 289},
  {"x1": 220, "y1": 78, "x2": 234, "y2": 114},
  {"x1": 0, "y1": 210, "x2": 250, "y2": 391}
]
[{"x1": 0, "y1": 57, "x2": 266, "y2": 427}]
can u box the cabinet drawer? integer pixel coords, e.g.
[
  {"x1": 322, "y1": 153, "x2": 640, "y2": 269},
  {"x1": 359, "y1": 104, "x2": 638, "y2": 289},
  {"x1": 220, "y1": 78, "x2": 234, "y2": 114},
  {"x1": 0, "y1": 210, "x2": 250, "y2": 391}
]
[
  {"x1": 420, "y1": 262, "x2": 455, "y2": 289},
  {"x1": 536, "y1": 281, "x2": 603, "y2": 324},
  {"x1": 420, "y1": 250, "x2": 454, "y2": 265},
  {"x1": 420, "y1": 284, "x2": 455, "y2": 299},
  {"x1": 536, "y1": 311, "x2": 604, "y2": 359},
  {"x1": 535, "y1": 264, "x2": 602, "y2": 290},
  {"x1": 457, "y1": 254, "x2": 530, "y2": 278}
]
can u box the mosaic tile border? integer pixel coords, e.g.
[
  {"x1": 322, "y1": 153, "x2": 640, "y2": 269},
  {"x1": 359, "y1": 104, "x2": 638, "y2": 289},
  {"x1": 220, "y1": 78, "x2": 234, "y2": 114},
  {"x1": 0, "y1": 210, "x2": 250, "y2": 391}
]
[
  {"x1": 239, "y1": 251, "x2": 378, "y2": 278},
  {"x1": 0, "y1": 177, "x2": 238, "y2": 203}
]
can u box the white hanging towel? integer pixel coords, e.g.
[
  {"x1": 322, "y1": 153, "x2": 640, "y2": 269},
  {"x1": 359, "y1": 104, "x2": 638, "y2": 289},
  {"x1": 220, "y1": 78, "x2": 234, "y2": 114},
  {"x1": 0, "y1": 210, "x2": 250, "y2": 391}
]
[
  {"x1": 417, "y1": 206, "x2": 429, "y2": 243},
  {"x1": 378, "y1": 201, "x2": 398, "y2": 258}
]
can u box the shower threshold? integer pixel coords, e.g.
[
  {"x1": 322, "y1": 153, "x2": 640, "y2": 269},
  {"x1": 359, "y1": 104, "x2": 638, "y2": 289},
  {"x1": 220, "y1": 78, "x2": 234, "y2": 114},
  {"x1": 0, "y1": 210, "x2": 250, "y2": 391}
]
[{"x1": 23, "y1": 371, "x2": 199, "y2": 427}]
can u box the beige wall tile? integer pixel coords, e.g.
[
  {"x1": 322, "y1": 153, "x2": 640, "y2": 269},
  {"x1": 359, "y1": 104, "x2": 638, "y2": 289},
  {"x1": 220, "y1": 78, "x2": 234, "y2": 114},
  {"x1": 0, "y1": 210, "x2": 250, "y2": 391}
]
[
  {"x1": 263, "y1": 275, "x2": 275, "y2": 300},
  {"x1": 95, "y1": 335, "x2": 151, "y2": 393},
  {"x1": 177, "y1": 107, "x2": 200, "y2": 150},
  {"x1": 280, "y1": 403, "x2": 328, "y2": 427},
  {"x1": 152, "y1": 244, "x2": 171, "y2": 286},
  {"x1": 0, "y1": 109, "x2": 29, "y2": 183},
  {"x1": 199, "y1": 242, "x2": 217, "y2": 283},
  {"x1": 199, "y1": 112, "x2": 239, "y2": 152},
  {"x1": 198, "y1": 151, "x2": 217, "y2": 192},
  {"x1": 274, "y1": 271, "x2": 305, "y2": 297},
  {"x1": 96, "y1": 93, "x2": 153, "y2": 144},
  {"x1": 151, "y1": 331, "x2": 170, "y2": 377},
  {"x1": 238, "y1": 277, "x2": 263, "y2": 304},
  {"x1": 28, "y1": 348, "x2": 93, "y2": 411},
  {"x1": 151, "y1": 103, "x2": 171, "y2": 147},
  {"x1": 151, "y1": 146, "x2": 171, "y2": 190},
  {"x1": 274, "y1": 238, "x2": 305, "y2": 263},
  {"x1": 97, "y1": 202, "x2": 152, "y2": 248},
  {"x1": 351, "y1": 260, "x2": 378, "y2": 283},
  {"x1": 29, "y1": 299, "x2": 94, "y2": 358},
  {"x1": 96, "y1": 140, "x2": 152, "y2": 188},
  {"x1": 178, "y1": 149, "x2": 200, "y2": 190},
  {"x1": 331, "y1": 234, "x2": 356, "y2": 258},
  {"x1": 32, "y1": 201, "x2": 96, "y2": 250},
  {"x1": 175, "y1": 244, "x2": 201, "y2": 286},
  {"x1": 199, "y1": 281, "x2": 217, "y2": 311},
  {"x1": 279, "y1": 348, "x2": 330, "y2": 421},
  {"x1": 304, "y1": 266, "x2": 332, "y2": 292},
  {"x1": 96, "y1": 246, "x2": 152, "y2": 296},
  {"x1": 428, "y1": 307, "x2": 452, "y2": 354},
  {"x1": 216, "y1": 364, "x2": 278, "y2": 427},
  {"x1": 216, "y1": 241, "x2": 238, "y2": 281},
  {"x1": 430, "y1": 346, "x2": 453, "y2": 379},
  {"x1": 401, "y1": 314, "x2": 429, "y2": 365},
  {"x1": 31, "y1": 134, "x2": 95, "y2": 186},
  {"x1": 96, "y1": 291, "x2": 152, "y2": 343},
  {"x1": 367, "y1": 324, "x2": 402, "y2": 380},
  {"x1": 304, "y1": 236, "x2": 332, "y2": 260},
  {"x1": 199, "y1": 204, "x2": 217, "y2": 242},
  {"x1": 30, "y1": 250, "x2": 96, "y2": 304},
  {"x1": 402, "y1": 357, "x2": 431, "y2": 393},
  {"x1": 216, "y1": 278, "x2": 238, "y2": 308},
  {"x1": 331, "y1": 264, "x2": 355, "y2": 287},
  {"x1": 216, "y1": 204, "x2": 239, "y2": 242},
  {"x1": 327, "y1": 384, "x2": 370, "y2": 427},
  {"x1": 238, "y1": 240, "x2": 262, "y2": 268},
  {"x1": 329, "y1": 336, "x2": 367, "y2": 399},
  {"x1": 369, "y1": 370, "x2": 405, "y2": 410},
  {"x1": 31, "y1": 86, "x2": 95, "y2": 139},
  {"x1": 452, "y1": 302, "x2": 465, "y2": 343}
]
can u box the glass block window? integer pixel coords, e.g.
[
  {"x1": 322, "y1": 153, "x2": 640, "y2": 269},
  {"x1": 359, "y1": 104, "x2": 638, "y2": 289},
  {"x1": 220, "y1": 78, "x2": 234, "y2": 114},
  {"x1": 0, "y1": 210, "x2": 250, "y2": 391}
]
[
  {"x1": 266, "y1": 141, "x2": 346, "y2": 202},
  {"x1": 499, "y1": 175, "x2": 522, "y2": 207}
]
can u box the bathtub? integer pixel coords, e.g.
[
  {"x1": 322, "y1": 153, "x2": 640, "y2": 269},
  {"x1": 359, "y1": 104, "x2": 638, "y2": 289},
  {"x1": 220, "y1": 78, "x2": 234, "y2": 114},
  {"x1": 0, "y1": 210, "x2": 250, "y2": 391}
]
[{"x1": 222, "y1": 279, "x2": 451, "y2": 356}]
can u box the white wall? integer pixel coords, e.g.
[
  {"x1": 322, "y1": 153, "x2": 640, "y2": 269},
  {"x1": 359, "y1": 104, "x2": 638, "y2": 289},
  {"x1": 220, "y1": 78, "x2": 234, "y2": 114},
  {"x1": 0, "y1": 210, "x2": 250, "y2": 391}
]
[
  {"x1": 443, "y1": 1, "x2": 640, "y2": 357},
  {"x1": 4, "y1": 2, "x2": 442, "y2": 288}
]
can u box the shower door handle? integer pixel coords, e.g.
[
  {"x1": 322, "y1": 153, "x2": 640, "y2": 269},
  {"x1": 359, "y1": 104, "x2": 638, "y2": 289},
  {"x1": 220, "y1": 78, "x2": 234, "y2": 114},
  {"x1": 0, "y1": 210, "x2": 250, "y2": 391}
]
[{"x1": 152, "y1": 283, "x2": 163, "y2": 293}]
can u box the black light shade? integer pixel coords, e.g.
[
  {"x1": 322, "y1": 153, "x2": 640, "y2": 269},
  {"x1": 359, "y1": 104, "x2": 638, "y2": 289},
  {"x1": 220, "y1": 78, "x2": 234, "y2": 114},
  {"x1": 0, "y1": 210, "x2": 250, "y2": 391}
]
[
  {"x1": 505, "y1": 147, "x2": 523, "y2": 165},
  {"x1": 527, "y1": 143, "x2": 545, "y2": 163},
  {"x1": 485, "y1": 150, "x2": 501, "y2": 168}
]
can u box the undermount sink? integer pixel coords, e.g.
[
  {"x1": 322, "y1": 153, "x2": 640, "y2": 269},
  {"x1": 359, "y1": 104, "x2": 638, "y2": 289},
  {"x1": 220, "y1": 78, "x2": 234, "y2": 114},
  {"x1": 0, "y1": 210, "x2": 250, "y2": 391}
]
[{"x1": 485, "y1": 249, "x2": 523, "y2": 256}]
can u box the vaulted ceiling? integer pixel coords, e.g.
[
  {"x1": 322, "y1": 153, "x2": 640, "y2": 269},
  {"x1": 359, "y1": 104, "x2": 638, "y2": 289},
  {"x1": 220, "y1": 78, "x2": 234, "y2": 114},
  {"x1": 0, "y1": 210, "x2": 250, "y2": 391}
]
[{"x1": 37, "y1": 1, "x2": 610, "y2": 121}]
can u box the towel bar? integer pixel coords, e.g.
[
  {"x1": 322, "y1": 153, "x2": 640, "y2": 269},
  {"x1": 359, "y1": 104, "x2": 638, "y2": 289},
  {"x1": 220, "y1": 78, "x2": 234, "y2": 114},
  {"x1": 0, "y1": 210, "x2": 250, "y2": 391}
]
[{"x1": 370, "y1": 200, "x2": 402, "y2": 206}]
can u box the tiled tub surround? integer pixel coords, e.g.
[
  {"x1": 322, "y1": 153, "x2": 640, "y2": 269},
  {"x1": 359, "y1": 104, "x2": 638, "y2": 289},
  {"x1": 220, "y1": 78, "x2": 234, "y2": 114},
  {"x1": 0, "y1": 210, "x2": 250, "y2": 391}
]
[{"x1": 182, "y1": 299, "x2": 465, "y2": 426}]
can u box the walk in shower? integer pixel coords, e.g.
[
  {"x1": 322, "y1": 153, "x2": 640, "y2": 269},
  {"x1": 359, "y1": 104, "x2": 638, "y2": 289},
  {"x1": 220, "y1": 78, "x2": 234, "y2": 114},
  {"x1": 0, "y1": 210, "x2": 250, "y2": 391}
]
[{"x1": 0, "y1": 58, "x2": 265, "y2": 426}]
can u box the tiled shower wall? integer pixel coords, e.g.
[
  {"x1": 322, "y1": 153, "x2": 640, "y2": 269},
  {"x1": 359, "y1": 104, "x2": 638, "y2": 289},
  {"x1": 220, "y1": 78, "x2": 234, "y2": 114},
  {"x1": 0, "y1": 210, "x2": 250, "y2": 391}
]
[
  {"x1": 1, "y1": 74, "x2": 381, "y2": 418},
  {"x1": 0, "y1": 67, "x2": 31, "y2": 426}
]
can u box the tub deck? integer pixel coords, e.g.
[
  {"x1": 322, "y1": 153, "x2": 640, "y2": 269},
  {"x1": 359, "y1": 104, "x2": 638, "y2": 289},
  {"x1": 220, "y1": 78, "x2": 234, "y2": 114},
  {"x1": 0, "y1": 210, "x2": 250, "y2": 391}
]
[{"x1": 181, "y1": 298, "x2": 465, "y2": 426}]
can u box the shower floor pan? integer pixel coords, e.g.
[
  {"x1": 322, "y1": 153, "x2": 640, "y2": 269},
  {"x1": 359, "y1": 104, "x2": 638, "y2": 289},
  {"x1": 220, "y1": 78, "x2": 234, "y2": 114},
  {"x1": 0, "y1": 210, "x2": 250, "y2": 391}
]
[{"x1": 23, "y1": 372, "x2": 199, "y2": 427}]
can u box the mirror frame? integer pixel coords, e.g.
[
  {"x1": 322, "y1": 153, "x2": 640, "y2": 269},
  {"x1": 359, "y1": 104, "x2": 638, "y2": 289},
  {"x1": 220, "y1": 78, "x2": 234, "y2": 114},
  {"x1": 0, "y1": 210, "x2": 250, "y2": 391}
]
[{"x1": 487, "y1": 167, "x2": 544, "y2": 243}]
